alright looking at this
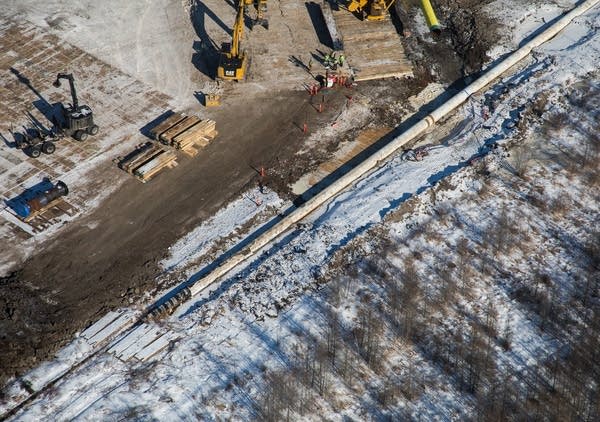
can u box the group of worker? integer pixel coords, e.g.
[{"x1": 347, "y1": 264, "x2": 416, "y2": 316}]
[{"x1": 323, "y1": 51, "x2": 345, "y2": 70}]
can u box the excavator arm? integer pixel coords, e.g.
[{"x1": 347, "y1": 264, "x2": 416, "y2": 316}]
[
  {"x1": 217, "y1": 0, "x2": 248, "y2": 80},
  {"x1": 231, "y1": 0, "x2": 245, "y2": 58},
  {"x1": 53, "y1": 73, "x2": 79, "y2": 109}
]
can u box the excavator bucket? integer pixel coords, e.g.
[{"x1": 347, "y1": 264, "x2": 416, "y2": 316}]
[{"x1": 252, "y1": 0, "x2": 268, "y2": 29}]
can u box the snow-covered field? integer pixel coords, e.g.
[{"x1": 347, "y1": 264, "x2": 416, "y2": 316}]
[{"x1": 2, "y1": 1, "x2": 599, "y2": 420}]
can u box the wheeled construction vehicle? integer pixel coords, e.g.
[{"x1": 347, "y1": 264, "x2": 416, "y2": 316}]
[
  {"x1": 53, "y1": 73, "x2": 99, "y2": 141},
  {"x1": 15, "y1": 127, "x2": 57, "y2": 158}
]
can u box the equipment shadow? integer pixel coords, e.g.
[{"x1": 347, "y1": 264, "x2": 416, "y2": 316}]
[{"x1": 190, "y1": 1, "x2": 232, "y2": 80}]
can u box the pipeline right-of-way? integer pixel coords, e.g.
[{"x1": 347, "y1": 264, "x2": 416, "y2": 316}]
[{"x1": 151, "y1": 0, "x2": 600, "y2": 317}]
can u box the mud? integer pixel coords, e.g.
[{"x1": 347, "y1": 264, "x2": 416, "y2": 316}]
[
  {"x1": 0, "y1": 0, "x2": 499, "y2": 387},
  {"x1": 398, "y1": 0, "x2": 497, "y2": 81}
]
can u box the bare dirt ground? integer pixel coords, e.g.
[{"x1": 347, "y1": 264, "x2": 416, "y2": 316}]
[{"x1": 0, "y1": 0, "x2": 494, "y2": 386}]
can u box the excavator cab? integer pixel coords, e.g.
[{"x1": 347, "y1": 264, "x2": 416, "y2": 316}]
[
  {"x1": 367, "y1": 0, "x2": 387, "y2": 20},
  {"x1": 347, "y1": 0, "x2": 394, "y2": 21},
  {"x1": 217, "y1": 48, "x2": 247, "y2": 80},
  {"x1": 53, "y1": 73, "x2": 99, "y2": 141},
  {"x1": 60, "y1": 104, "x2": 94, "y2": 132}
]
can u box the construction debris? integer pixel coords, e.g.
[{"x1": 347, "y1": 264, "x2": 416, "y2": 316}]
[{"x1": 401, "y1": 144, "x2": 441, "y2": 161}]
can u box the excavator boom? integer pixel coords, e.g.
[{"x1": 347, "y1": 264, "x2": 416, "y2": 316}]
[
  {"x1": 53, "y1": 73, "x2": 79, "y2": 110},
  {"x1": 217, "y1": 0, "x2": 248, "y2": 80},
  {"x1": 231, "y1": 0, "x2": 245, "y2": 57}
]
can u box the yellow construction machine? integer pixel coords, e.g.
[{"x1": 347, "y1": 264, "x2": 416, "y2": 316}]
[
  {"x1": 347, "y1": 0, "x2": 396, "y2": 21},
  {"x1": 245, "y1": 0, "x2": 268, "y2": 28},
  {"x1": 217, "y1": 0, "x2": 247, "y2": 80},
  {"x1": 347, "y1": 0, "x2": 440, "y2": 31}
]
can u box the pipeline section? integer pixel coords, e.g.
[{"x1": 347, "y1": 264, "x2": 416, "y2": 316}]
[
  {"x1": 420, "y1": 0, "x2": 441, "y2": 33},
  {"x1": 13, "y1": 181, "x2": 69, "y2": 219},
  {"x1": 153, "y1": 0, "x2": 600, "y2": 315}
]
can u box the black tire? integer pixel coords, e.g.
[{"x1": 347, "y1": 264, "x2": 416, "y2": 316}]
[
  {"x1": 87, "y1": 124, "x2": 99, "y2": 136},
  {"x1": 74, "y1": 130, "x2": 88, "y2": 142},
  {"x1": 28, "y1": 146, "x2": 41, "y2": 158},
  {"x1": 42, "y1": 141, "x2": 56, "y2": 154}
]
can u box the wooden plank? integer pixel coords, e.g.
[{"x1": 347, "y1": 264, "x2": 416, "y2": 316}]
[
  {"x1": 355, "y1": 69, "x2": 410, "y2": 81},
  {"x1": 134, "y1": 332, "x2": 177, "y2": 362},
  {"x1": 87, "y1": 312, "x2": 135, "y2": 346},
  {"x1": 172, "y1": 121, "x2": 215, "y2": 145},
  {"x1": 133, "y1": 151, "x2": 177, "y2": 182},
  {"x1": 118, "y1": 326, "x2": 163, "y2": 361},
  {"x1": 172, "y1": 120, "x2": 216, "y2": 149},
  {"x1": 181, "y1": 146, "x2": 199, "y2": 157},
  {"x1": 133, "y1": 152, "x2": 174, "y2": 177},
  {"x1": 143, "y1": 157, "x2": 177, "y2": 181},
  {"x1": 331, "y1": 5, "x2": 412, "y2": 81},
  {"x1": 23, "y1": 198, "x2": 67, "y2": 223},
  {"x1": 149, "y1": 112, "x2": 187, "y2": 141},
  {"x1": 81, "y1": 311, "x2": 123, "y2": 340},
  {"x1": 176, "y1": 134, "x2": 212, "y2": 151},
  {"x1": 109, "y1": 323, "x2": 154, "y2": 359},
  {"x1": 159, "y1": 116, "x2": 202, "y2": 145},
  {"x1": 117, "y1": 143, "x2": 155, "y2": 171},
  {"x1": 120, "y1": 145, "x2": 164, "y2": 174}
]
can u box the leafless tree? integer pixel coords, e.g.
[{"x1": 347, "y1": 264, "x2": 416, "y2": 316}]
[
  {"x1": 324, "y1": 306, "x2": 340, "y2": 366},
  {"x1": 353, "y1": 301, "x2": 384, "y2": 371}
]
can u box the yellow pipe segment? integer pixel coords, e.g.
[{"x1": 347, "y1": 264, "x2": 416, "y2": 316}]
[{"x1": 420, "y1": 0, "x2": 441, "y2": 33}]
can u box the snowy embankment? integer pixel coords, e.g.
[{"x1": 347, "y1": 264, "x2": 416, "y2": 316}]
[{"x1": 3, "y1": 2, "x2": 600, "y2": 420}]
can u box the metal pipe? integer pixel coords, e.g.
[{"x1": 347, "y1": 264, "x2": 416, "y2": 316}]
[
  {"x1": 14, "y1": 181, "x2": 69, "y2": 218},
  {"x1": 184, "y1": 0, "x2": 600, "y2": 299},
  {"x1": 420, "y1": 0, "x2": 441, "y2": 33}
]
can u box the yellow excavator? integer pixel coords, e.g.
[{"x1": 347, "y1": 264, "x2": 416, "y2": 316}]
[
  {"x1": 217, "y1": 0, "x2": 247, "y2": 80},
  {"x1": 347, "y1": 0, "x2": 440, "y2": 32},
  {"x1": 347, "y1": 0, "x2": 396, "y2": 21}
]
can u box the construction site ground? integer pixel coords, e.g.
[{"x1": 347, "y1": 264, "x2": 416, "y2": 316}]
[{"x1": 0, "y1": 0, "x2": 495, "y2": 386}]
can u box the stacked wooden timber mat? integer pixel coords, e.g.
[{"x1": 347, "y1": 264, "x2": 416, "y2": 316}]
[
  {"x1": 116, "y1": 142, "x2": 178, "y2": 183},
  {"x1": 150, "y1": 112, "x2": 218, "y2": 157}
]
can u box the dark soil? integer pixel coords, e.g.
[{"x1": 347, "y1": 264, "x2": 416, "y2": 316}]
[
  {"x1": 398, "y1": 0, "x2": 497, "y2": 81},
  {"x1": 0, "y1": 89, "x2": 352, "y2": 385}
]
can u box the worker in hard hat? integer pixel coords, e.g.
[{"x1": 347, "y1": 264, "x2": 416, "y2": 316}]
[
  {"x1": 323, "y1": 52, "x2": 331, "y2": 69},
  {"x1": 330, "y1": 52, "x2": 338, "y2": 70},
  {"x1": 338, "y1": 54, "x2": 346, "y2": 67}
]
